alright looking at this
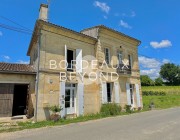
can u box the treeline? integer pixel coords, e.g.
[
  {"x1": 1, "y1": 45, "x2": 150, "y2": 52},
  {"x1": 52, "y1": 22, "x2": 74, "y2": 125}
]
[{"x1": 141, "y1": 63, "x2": 180, "y2": 86}]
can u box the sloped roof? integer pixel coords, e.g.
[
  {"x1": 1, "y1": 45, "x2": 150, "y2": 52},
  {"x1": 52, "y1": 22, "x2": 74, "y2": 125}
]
[
  {"x1": 0, "y1": 62, "x2": 36, "y2": 74},
  {"x1": 81, "y1": 25, "x2": 141, "y2": 44},
  {"x1": 27, "y1": 20, "x2": 97, "y2": 55}
]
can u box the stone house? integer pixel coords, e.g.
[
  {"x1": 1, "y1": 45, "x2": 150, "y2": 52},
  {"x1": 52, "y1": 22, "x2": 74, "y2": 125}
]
[{"x1": 0, "y1": 4, "x2": 142, "y2": 121}]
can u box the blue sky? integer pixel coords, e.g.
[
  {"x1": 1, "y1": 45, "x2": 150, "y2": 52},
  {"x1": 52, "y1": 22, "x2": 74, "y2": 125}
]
[{"x1": 0, "y1": 0, "x2": 179, "y2": 79}]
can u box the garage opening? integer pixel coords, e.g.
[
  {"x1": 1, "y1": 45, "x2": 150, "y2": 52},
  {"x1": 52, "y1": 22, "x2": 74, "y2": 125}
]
[{"x1": 12, "y1": 84, "x2": 28, "y2": 116}]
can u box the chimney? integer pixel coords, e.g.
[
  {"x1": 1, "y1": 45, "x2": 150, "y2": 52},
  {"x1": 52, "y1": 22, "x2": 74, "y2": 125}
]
[{"x1": 39, "y1": 4, "x2": 48, "y2": 21}]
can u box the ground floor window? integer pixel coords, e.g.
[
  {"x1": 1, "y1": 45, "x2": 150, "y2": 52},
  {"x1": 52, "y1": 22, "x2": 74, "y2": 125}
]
[
  {"x1": 107, "y1": 83, "x2": 112, "y2": 102},
  {"x1": 130, "y1": 84, "x2": 134, "y2": 105}
]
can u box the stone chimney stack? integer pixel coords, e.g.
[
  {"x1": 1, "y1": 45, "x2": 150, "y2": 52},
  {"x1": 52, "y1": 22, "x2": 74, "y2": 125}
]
[{"x1": 39, "y1": 4, "x2": 48, "y2": 21}]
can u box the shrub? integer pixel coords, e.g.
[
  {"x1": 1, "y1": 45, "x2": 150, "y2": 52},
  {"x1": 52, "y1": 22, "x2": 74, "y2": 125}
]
[
  {"x1": 49, "y1": 105, "x2": 62, "y2": 113},
  {"x1": 100, "y1": 103, "x2": 122, "y2": 116},
  {"x1": 125, "y1": 105, "x2": 132, "y2": 113},
  {"x1": 49, "y1": 105, "x2": 63, "y2": 122},
  {"x1": 142, "y1": 91, "x2": 166, "y2": 96}
]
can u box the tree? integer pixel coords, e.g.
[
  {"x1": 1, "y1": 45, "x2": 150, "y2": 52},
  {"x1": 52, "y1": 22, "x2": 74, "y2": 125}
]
[
  {"x1": 140, "y1": 75, "x2": 154, "y2": 86},
  {"x1": 160, "y1": 63, "x2": 180, "y2": 85},
  {"x1": 155, "y1": 77, "x2": 163, "y2": 86}
]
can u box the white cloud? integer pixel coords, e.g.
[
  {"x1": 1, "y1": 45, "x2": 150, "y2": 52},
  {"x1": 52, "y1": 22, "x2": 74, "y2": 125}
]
[
  {"x1": 140, "y1": 69, "x2": 160, "y2": 80},
  {"x1": 162, "y1": 59, "x2": 170, "y2": 64},
  {"x1": 3, "y1": 55, "x2": 10, "y2": 60},
  {"x1": 130, "y1": 11, "x2": 136, "y2": 17},
  {"x1": 94, "y1": 1, "x2": 110, "y2": 14},
  {"x1": 119, "y1": 20, "x2": 132, "y2": 29},
  {"x1": 0, "y1": 31, "x2": 3, "y2": 36},
  {"x1": 139, "y1": 56, "x2": 172, "y2": 79},
  {"x1": 1, "y1": 55, "x2": 10, "y2": 62},
  {"x1": 17, "y1": 60, "x2": 29, "y2": 64},
  {"x1": 138, "y1": 56, "x2": 161, "y2": 68},
  {"x1": 150, "y1": 40, "x2": 172, "y2": 49},
  {"x1": 121, "y1": 11, "x2": 136, "y2": 18},
  {"x1": 103, "y1": 15, "x2": 108, "y2": 19}
]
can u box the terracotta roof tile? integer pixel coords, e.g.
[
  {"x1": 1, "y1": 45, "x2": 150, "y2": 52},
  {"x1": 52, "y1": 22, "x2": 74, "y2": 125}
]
[{"x1": 0, "y1": 62, "x2": 36, "y2": 74}]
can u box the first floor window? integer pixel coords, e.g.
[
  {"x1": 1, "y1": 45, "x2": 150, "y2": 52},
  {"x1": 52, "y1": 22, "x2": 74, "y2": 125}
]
[
  {"x1": 104, "y1": 48, "x2": 110, "y2": 64},
  {"x1": 67, "y1": 49, "x2": 74, "y2": 71},
  {"x1": 118, "y1": 51, "x2": 123, "y2": 64},
  {"x1": 128, "y1": 54, "x2": 132, "y2": 68}
]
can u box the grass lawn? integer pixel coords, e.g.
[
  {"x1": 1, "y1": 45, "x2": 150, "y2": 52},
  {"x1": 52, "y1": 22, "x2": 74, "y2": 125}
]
[
  {"x1": 142, "y1": 86, "x2": 180, "y2": 95},
  {"x1": 0, "y1": 112, "x2": 132, "y2": 133},
  {"x1": 142, "y1": 86, "x2": 180, "y2": 110}
]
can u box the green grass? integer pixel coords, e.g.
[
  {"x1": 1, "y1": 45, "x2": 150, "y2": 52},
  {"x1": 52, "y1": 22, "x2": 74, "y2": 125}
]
[
  {"x1": 142, "y1": 86, "x2": 180, "y2": 95},
  {"x1": 143, "y1": 95, "x2": 180, "y2": 110},
  {"x1": 0, "y1": 112, "x2": 134, "y2": 133},
  {"x1": 142, "y1": 86, "x2": 180, "y2": 110}
]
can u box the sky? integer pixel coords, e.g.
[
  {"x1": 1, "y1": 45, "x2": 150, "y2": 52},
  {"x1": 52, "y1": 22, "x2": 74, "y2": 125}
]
[{"x1": 0, "y1": 0, "x2": 180, "y2": 79}]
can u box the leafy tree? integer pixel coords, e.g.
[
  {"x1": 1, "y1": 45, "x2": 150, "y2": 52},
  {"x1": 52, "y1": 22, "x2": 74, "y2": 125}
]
[
  {"x1": 140, "y1": 75, "x2": 154, "y2": 86},
  {"x1": 155, "y1": 77, "x2": 163, "y2": 86},
  {"x1": 160, "y1": 63, "x2": 180, "y2": 85}
]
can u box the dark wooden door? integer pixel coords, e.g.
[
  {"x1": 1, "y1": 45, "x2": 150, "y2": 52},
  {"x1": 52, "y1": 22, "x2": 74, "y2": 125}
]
[{"x1": 0, "y1": 84, "x2": 14, "y2": 117}]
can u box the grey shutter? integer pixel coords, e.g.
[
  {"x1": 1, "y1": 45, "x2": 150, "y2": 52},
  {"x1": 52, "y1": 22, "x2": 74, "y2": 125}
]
[
  {"x1": 76, "y1": 49, "x2": 82, "y2": 73},
  {"x1": 60, "y1": 82, "x2": 65, "y2": 118},
  {"x1": 102, "y1": 82, "x2": 107, "y2": 103},
  {"x1": 114, "y1": 82, "x2": 120, "y2": 104},
  {"x1": 126, "y1": 83, "x2": 131, "y2": 105},
  {"x1": 77, "y1": 83, "x2": 84, "y2": 116},
  {"x1": 135, "y1": 84, "x2": 141, "y2": 107},
  {"x1": 65, "y1": 45, "x2": 67, "y2": 70}
]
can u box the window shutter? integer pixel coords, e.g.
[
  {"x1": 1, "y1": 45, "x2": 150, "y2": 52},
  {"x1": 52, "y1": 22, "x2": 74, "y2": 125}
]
[
  {"x1": 76, "y1": 49, "x2": 82, "y2": 73},
  {"x1": 65, "y1": 45, "x2": 67, "y2": 70},
  {"x1": 102, "y1": 82, "x2": 107, "y2": 103},
  {"x1": 114, "y1": 82, "x2": 120, "y2": 104},
  {"x1": 135, "y1": 84, "x2": 141, "y2": 107},
  {"x1": 126, "y1": 83, "x2": 131, "y2": 105},
  {"x1": 60, "y1": 81, "x2": 65, "y2": 118},
  {"x1": 77, "y1": 83, "x2": 84, "y2": 116}
]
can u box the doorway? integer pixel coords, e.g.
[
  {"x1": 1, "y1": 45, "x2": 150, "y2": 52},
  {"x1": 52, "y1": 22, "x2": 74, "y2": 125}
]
[
  {"x1": 65, "y1": 84, "x2": 76, "y2": 114},
  {"x1": 12, "y1": 84, "x2": 28, "y2": 116}
]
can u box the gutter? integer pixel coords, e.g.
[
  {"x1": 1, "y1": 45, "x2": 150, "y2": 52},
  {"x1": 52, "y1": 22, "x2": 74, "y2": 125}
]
[{"x1": 34, "y1": 29, "x2": 41, "y2": 122}]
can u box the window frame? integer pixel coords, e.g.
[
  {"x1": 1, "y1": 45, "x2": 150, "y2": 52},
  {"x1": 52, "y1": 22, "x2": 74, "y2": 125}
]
[
  {"x1": 104, "y1": 47, "x2": 110, "y2": 65},
  {"x1": 118, "y1": 51, "x2": 123, "y2": 64},
  {"x1": 106, "y1": 83, "x2": 112, "y2": 103},
  {"x1": 129, "y1": 84, "x2": 134, "y2": 105}
]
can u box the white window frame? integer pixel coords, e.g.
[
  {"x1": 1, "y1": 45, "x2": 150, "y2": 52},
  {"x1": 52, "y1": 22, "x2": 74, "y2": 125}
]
[
  {"x1": 118, "y1": 51, "x2": 123, "y2": 64},
  {"x1": 65, "y1": 83, "x2": 76, "y2": 114},
  {"x1": 130, "y1": 84, "x2": 135, "y2": 106}
]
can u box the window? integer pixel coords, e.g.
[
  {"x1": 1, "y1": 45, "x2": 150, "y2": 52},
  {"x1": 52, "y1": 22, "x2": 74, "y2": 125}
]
[
  {"x1": 67, "y1": 49, "x2": 74, "y2": 71},
  {"x1": 130, "y1": 84, "x2": 134, "y2": 105},
  {"x1": 107, "y1": 83, "x2": 112, "y2": 102},
  {"x1": 104, "y1": 48, "x2": 110, "y2": 64},
  {"x1": 118, "y1": 52, "x2": 123, "y2": 64},
  {"x1": 128, "y1": 54, "x2": 132, "y2": 68}
]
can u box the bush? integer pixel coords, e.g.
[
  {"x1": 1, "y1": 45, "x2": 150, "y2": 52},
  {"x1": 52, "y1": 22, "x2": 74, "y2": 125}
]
[
  {"x1": 49, "y1": 105, "x2": 62, "y2": 113},
  {"x1": 49, "y1": 105, "x2": 63, "y2": 122},
  {"x1": 100, "y1": 103, "x2": 122, "y2": 116},
  {"x1": 142, "y1": 91, "x2": 166, "y2": 96},
  {"x1": 125, "y1": 105, "x2": 132, "y2": 113}
]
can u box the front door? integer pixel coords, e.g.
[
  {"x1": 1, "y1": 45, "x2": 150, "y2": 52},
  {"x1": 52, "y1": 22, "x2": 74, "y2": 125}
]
[{"x1": 65, "y1": 84, "x2": 76, "y2": 114}]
